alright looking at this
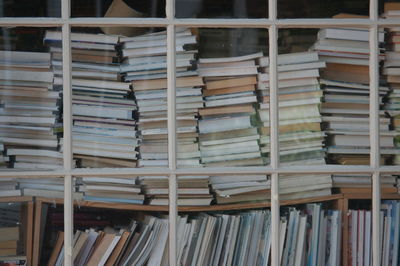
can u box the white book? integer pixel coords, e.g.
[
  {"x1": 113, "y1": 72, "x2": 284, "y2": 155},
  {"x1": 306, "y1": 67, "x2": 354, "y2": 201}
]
[
  {"x1": 364, "y1": 211, "x2": 372, "y2": 266},
  {"x1": 351, "y1": 210, "x2": 358, "y2": 266},
  {"x1": 294, "y1": 215, "x2": 307, "y2": 266},
  {"x1": 97, "y1": 235, "x2": 122, "y2": 266},
  {"x1": 199, "y1": 115, "x2": 252, "y2": 134},
  {"x1": 357, "y1": 210, "x2": 365, "y2": 266},
  {"x1": 318, "y1": 28, "x2": 384, "y2": 42}
]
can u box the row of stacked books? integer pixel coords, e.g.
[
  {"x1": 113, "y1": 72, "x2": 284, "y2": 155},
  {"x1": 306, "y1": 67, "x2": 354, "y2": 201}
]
[
  {"x1": 0, "y1": 50, "x2": 63, "y2": 169},
  {"x1": 348, "y1": 200, "x2": 400, "y2": 266},
  {"x1": 47, "y1": 203, "x2": 341, "y2": 266}
]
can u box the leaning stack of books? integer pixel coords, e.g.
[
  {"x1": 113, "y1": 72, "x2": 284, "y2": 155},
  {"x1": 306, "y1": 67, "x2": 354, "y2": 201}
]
[
  {"x1": 139, "y1": 175, "x2": 213, "y2": 206},
  {"x1": 0, "y1": 51, "x2": 63, "y2": 169},
  {"x1": 209, "y1": 175, "x2": 270, "y2": 204},
  {"x1": 76, "y1": 176, "x2": 144, "y2": 204},
  {"x1": 312, "y1": 25, "x2": 394, "y2": 165},
  {"x1": 48, "y1": 217, "x2": 169, "y2": 266},
  {"x1": 198, "y1": 52, "x2": 264, "y2": 167},
  {"x1": 44, "y1": 31, "x2": 139, "y2": 168},
  {"x1": 382, "y1": 6, "x2": 400, "y2": 165},
  {"x1": 257, "y1": 51, "x2": 326, "y2": 166},
  {"x1": 120, "y1": 28, "x2": 204, "y2": 168}
]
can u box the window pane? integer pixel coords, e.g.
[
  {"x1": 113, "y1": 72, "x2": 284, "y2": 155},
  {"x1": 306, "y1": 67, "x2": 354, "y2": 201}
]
[
  {"x1": 0, "y1": 198, "x2": 30, "y2": 264},
  {"x1": 15, "y1": 177, "x2": 65, "y2": 265},
  {"x1": 55, "y1": 27, "x2": 160, "y2": 168},
  {"x1": 380, "y1": 21, "x2": 400, "y2": 165},
  {"x1": 176, "y1": 28, "x2": 269, "y2": 168},
  {"x1": 278, "y1": 0, "x2": 368, "y2": 18},
  {"x1": 277, "y1": 28, "x2": 376, "y2": 166},
  {"x1": 175, "y1": 0, "x2": 267, "y2": 18},
  {"x1": 0, "y1": 0, "x2": 60, "y2": 17},
  {"x1": 72, "y1": 176, "x2": 169, "y2": 265},
  {"x1": 71, "y1": 0, "x2": 165, "y2": 18},
  {"x1": 0, "y1": 27, "x2": 63, "y2": 171}
]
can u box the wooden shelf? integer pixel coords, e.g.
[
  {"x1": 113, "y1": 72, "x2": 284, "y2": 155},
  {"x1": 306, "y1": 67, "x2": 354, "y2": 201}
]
[{"x1": 25, "y1": 193, "x2": 400, "y2": 213}]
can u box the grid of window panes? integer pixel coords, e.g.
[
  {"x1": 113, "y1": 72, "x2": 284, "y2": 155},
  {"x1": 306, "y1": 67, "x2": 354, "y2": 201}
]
[{"x1": 0, "y1": 0, "x2": 398, "y2": 265}]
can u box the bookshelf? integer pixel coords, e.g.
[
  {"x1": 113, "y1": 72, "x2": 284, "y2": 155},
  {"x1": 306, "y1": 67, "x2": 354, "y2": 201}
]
[{"x1": 0, "y1": 0, "x2": 399, "y2": 265}]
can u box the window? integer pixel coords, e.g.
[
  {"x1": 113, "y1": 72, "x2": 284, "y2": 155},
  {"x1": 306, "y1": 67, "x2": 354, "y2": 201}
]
[{"x1": 0, "y1": 0, "x2": 398, "y2": 265}]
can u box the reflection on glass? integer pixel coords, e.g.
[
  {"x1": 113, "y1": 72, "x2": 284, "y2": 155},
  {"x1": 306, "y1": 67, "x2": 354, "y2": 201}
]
[
  {"x1": 71, "y1": 0, "x2": 165, "y2": 18},
  {"x1": 279, "y1": 174, "x2": 332, "y2": 200},
  {"x1": 176, "y1": 0, "x2": 267, "y2": 18},
  {"x1": 278, "y1": 0, "x2": 368, "y2": 18},
  {"x1": 0, "y1": 27, "x2": 63, "y2": 170}
]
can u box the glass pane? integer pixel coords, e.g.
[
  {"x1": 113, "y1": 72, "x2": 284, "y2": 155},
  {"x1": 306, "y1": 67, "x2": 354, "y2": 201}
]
[
  {"x1": 278, "y1": 0, "x2": 368, "y2": 18},
  {"x1": 71, "y1": 0, "x2": 165, "y2": 18},
  {"x1": 380, "y1": 23, "x2": 400, "y2": 165},
  {"x1": 0, "y1": 27, "x2": 63, "y2": 171},
  {"x1": 279, "y1": 202, "x2": 341, "y2": 265},
  {"x1": 20, "y1": 177, "x2": 65, "y2": 265},
  {"x1": 177, "y1": 209, "x2": 271, "y2": 265},
  {"x1": 209, "y1": 174, "x2": 270, "y2": 205},
  {"x1": 53, "y1": 27, "x2": 162, "y2": 168},
  {"x1": 175, "y1": 0, "x2": 267, "y2": 18},
  {"x1": 72, "y1": 207, "x2": 169, "y2": 265},
  {"x1": 180, "y1": 28, "x2": 268, "y2": 167},
  {"x1": 0, "y1": 0, "x2": 60, "y2": 17},
  {"x1": 277, "y1": 28, "x2": 376, "y2": 166},
  {"x1": 76, "y1": 176, "x2": 145, "y2": 205}
]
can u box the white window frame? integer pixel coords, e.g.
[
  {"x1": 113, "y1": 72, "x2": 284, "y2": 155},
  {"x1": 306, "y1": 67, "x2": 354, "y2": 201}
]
[{"x1": 0, "y1": 0, "x2": 397, "y2": 265}]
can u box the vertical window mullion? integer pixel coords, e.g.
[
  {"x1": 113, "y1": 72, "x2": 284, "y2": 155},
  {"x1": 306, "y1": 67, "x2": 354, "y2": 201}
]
[
  {"x1": 370, "y1": 26, "x2": 381, "y2": 266},
  {"x1": 269, "y1": 0, "x2": 279, "y2": 263},
  {"x1": 61, "y1": 0, "x2": 73, "y2": 265},
  {"x1": 369, "y1": 0, "x2": 380, "y2": 265},
  {"x1": 166, "y1": 0, "x2": 177, "y2": 264}
]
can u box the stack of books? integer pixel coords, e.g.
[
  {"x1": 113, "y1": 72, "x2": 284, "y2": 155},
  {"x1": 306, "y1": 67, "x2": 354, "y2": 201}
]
[
  {"x1": 257, "y1": 51, "x2": 326, "y2": 166},
  {"x1": 209, "y1": 175, "x2": 270, "y2": 204},
  {"x1": 138, "y1": 175, "x2": 213, "y2": 206},
  {"x1": 76, "y1": 176, "x2": 144, "y2": 204},
  {"x1": 18, "y1": 178, "x2": 76, "y2": 199},
  {"x1": 198, "y1": 52, "x2": 264, "y2": 166},
  {"x1": 120, "y1": 29, "x2": 203, "y2": 168},
  {"x1": 44, "y1": 31, "x2": 138, "y2": 168},
  {"x1": 382, "y1": 8, "x2": 400, "y2": 165},
  {"x1": 279, "y1": 174, "x2": 332, "y2": 200},
  {"x1": 0, "y1": 179, "x2": 20, "y2": 197},
  {"x1": 0, "y1": 51, "x2": 62, "y2": 169},
  {"x1": 332, "y1": 174, "x2": 398, "y2": 194},
  {"x1": 312, "y1": 26, "x2": 394, "y2": 165}
]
